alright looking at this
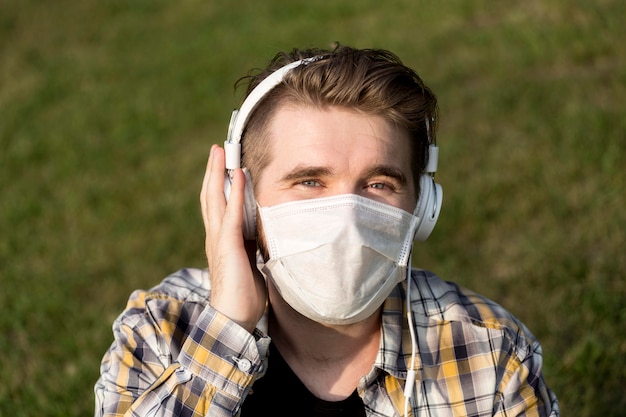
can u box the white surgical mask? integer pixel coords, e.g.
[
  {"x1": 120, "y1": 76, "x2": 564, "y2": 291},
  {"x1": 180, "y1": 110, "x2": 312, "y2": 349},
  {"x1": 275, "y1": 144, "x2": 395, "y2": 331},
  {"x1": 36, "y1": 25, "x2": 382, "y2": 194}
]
[{"x1": 258, "y1": 194, "x2": 419, "y2": 325}]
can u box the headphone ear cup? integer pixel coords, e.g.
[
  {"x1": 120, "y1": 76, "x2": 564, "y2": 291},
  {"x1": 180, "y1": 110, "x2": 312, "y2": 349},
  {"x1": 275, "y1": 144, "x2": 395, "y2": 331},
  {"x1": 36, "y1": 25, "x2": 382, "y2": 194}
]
[
  {"x1": 223, "y1": 168, "x2": 257, "y2": 240},
  {"x1": 413, "y1": 174, "x2": 443, "y2": 241}
]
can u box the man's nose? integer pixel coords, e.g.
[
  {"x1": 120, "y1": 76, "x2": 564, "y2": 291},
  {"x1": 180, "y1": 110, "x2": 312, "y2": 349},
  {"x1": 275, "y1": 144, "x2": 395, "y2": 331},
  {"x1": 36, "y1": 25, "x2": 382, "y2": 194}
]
[{"x1": 331, "y1": 181, "x2": 363, "y2": 197}]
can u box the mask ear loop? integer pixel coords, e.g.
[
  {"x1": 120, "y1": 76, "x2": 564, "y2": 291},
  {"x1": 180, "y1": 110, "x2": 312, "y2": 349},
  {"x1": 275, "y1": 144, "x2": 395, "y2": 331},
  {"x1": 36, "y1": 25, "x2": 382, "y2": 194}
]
[{"x1": 403, "y1": 252, "x2": 418, "y2": 416}]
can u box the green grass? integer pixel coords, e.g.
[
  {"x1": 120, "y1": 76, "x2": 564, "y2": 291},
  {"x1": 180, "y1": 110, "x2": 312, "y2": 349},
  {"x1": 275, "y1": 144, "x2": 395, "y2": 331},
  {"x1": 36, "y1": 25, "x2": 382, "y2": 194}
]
[{"x1": 1, "y1": 0, "x2": 624, "y2": 415}]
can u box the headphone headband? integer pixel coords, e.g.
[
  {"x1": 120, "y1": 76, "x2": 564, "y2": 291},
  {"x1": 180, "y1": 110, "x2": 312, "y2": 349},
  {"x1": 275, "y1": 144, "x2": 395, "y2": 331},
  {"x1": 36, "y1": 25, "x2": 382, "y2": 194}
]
[{"x1": 225, "y1": 57, "x2": 323, "y2": 170}]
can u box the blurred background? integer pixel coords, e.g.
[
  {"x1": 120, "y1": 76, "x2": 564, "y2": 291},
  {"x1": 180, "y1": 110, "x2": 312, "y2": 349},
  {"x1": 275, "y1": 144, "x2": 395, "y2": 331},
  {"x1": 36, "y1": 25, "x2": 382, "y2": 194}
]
[{"x1": 1, "y1": 0, "x2": 624, "y2": 415}]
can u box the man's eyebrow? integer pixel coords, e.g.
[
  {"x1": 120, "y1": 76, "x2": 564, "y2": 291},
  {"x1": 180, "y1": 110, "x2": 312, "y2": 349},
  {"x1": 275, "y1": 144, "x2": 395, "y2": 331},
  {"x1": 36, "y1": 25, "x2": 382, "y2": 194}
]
[
  {"x1": 364, "y1": 165, "x2": 408, "y2": 186},
  {"x1": 279, "y1": 166, "x2": 335, "y2": 183}
]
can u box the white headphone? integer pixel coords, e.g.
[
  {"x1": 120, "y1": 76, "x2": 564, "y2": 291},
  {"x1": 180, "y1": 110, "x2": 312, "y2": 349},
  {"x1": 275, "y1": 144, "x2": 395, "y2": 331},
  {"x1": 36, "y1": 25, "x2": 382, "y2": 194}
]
[{"x1": 223, "y1": 57, "x2": 442, "y2": 241}]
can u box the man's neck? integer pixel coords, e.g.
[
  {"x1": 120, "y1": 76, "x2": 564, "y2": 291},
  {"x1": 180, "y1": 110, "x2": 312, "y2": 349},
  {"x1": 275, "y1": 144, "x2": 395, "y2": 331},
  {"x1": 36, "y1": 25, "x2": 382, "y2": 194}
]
[{"x1": 267, "y1": 290, "x2": 381, "y2": 401}]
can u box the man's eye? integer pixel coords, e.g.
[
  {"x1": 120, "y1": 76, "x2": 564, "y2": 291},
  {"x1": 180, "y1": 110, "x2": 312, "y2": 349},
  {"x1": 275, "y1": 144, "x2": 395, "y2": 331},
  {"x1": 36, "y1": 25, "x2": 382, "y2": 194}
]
[
  {"x1": 300, "y1": 180, "x2": 320, "y2": 187},
  {"x1": 367, "y1": 182, "x2": 399, "y2": 194}
]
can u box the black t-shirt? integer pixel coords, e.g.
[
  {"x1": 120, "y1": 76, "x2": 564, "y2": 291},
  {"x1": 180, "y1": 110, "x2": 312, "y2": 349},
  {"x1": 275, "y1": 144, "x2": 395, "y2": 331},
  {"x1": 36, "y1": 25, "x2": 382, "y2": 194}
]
[{"x1": 240, "y1": 343, "x2": 366, "y2": 416}]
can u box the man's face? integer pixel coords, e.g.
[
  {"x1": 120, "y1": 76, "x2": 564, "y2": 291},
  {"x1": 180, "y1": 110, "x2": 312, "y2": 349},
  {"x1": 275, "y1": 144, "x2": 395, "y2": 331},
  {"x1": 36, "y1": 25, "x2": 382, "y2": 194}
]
[{"x1": 255, "y1": 105, "x2": 417, "y2": 212}]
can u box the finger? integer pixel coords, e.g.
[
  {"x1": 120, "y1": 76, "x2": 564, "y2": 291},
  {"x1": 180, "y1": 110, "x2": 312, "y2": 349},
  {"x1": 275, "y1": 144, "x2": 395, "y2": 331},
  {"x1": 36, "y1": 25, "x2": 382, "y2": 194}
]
[
  {"x1": 221, "y1": 167, "x2": 246, "y2": 239},
  {"x1": 200, "y1": 144, "x2": 218, "y2": 214},
  {"x1": 201, "y1": 145, "x2": 227, "y2": 231}
]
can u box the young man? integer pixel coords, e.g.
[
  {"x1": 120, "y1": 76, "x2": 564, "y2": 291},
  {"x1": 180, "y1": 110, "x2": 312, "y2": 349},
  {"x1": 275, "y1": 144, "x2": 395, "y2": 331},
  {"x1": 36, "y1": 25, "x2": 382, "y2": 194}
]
[{"x1": 95, "y1": 45, "x2": 559, "y2": 416}]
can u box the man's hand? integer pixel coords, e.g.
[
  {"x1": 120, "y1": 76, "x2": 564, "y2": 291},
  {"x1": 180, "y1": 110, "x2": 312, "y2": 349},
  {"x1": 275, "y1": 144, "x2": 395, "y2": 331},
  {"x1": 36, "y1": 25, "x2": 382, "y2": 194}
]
[{"x1": 200, "y1": 144, "x2": 267, "y2": 333}]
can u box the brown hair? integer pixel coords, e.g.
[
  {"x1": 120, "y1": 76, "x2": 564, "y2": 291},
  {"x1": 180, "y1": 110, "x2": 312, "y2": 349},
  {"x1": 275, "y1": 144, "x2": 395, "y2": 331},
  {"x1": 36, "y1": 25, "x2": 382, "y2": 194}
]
[{"x1": 237, "y1": 44, "x2": 438, "y2": 197}]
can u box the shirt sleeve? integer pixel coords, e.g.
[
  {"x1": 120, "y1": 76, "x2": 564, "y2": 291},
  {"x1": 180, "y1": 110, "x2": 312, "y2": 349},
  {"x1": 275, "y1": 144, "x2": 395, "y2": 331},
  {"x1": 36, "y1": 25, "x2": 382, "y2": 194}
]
[
  {"x1": 94, "y1": 289, "x2": 270, "y2": 417},
  {"x1": 493, "y1": 338, "x2": 560, "y2": 417},
  {"x1": 405, "y1": 271, "x2": 560, "y2": 417}
]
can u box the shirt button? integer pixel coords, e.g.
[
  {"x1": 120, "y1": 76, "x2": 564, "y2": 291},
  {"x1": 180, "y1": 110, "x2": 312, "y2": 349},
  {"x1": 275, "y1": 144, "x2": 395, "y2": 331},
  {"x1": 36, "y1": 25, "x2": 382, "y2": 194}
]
[{"x1": 237, "y1": 359, "x2": 252, "y2": 372}]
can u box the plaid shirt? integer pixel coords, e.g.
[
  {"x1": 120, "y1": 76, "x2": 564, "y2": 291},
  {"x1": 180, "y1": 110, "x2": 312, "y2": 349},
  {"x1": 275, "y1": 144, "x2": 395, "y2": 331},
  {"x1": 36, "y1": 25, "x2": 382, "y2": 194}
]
[{"x1": 95, "y1": 268, "x2": 559, "y2": 416}]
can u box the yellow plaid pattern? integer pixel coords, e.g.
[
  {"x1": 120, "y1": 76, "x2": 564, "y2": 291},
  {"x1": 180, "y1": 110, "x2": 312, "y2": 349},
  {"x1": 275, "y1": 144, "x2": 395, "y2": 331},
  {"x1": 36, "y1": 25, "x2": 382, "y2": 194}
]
[{"x1": 95, "y1": 268, "x2": 559, "y2": 416}]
